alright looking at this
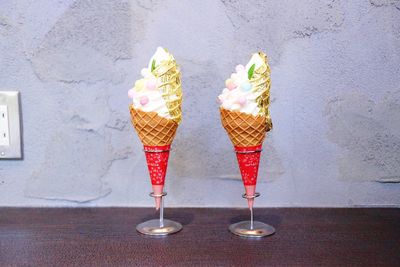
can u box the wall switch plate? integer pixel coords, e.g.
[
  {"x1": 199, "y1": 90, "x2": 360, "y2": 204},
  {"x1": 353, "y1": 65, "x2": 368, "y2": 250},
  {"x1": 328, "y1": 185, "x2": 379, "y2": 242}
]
[
  {"x1": 0, "y1": 105, "x2": 10, "y2": 146},
  {"x1": 0, "y1": 91, "x2": 22, "y2": 159}
]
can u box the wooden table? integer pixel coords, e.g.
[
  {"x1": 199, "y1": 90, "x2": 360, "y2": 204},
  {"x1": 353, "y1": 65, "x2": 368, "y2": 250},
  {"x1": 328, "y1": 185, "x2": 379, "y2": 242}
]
[{"x1": 0, "y1": 208, "x2": 399, "y2": 266}]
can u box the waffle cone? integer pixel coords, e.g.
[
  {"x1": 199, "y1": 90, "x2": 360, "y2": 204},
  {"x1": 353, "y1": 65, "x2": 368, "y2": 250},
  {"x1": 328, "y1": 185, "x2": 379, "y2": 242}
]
[
  {"x1": 220, "y1": 108, "x2": 270, "y2": 146},
  {"x1": 130, "y1": 105, "x2": 178, "y2": 146}
]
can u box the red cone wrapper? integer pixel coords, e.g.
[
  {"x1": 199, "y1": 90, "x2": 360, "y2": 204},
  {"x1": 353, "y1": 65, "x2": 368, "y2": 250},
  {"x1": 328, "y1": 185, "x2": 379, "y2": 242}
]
[
  {"x1": 143, "y1": 144, "x2": 171, "y2": 210},
  {"x1": 235, "y1": 145, "x2": 262, "y2": 185},
  {"x1": 144, "y1": 145, "x2": 170, "y2": 185},
  {"x1": 235, "y1": 145, "x2": 262, "y2": 210}
]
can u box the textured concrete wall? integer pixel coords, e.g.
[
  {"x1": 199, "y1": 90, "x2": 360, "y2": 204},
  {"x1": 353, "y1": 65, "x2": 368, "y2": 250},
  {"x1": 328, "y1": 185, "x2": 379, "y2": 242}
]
[{"x1": 0, "y1": 0, "x2": 399, "y2": 207}]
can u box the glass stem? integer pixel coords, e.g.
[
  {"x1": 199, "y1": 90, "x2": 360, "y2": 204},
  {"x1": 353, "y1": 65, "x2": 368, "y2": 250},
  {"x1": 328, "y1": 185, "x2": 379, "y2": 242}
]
[
  {"x1": 250, "y1": 207, "x2": 254, "y2": 230},
  {"x1": 159, "y1": 196, "x2": 164, "y2": 228}
]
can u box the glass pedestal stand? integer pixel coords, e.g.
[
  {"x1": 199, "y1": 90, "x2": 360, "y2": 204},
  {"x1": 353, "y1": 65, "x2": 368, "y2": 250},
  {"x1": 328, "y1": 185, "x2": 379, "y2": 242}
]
[
  {"x1": 136, "y1": 192, "x2": 182, "y2": 236},
  {"x1": 229, "y1": 192, "x2": 275, "y2": 238}
]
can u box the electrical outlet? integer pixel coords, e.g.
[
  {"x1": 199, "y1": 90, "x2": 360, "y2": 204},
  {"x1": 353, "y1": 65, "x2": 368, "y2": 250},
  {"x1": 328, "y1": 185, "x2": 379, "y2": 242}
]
[
  {"x1": 0, "y1": 91, "x2": 22, "y2": 159},
  {"x1": 0, "y1": 105, "x2": 10, "y2": 146}
]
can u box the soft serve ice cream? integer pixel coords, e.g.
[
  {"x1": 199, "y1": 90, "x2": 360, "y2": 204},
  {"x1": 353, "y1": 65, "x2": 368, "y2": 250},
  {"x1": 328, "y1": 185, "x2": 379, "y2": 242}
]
[
  {"x1": 128, "y1": 47, "x2": 180, "y2": 120},
  {"x1": 218, "y1": 52, "x2": 271, "y2": 118}
]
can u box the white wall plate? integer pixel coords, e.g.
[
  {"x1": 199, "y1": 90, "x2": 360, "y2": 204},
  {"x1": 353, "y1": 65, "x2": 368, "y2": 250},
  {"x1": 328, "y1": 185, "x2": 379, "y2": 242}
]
[{"x1": 0, "y1": 91, "x2": 22, "y2": 159}]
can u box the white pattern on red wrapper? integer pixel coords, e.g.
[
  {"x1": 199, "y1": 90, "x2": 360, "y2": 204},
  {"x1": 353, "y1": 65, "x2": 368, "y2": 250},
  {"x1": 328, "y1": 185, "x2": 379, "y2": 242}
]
[
  {"x1": 234, "y1": 145, "x2": 262, "y2": 185},
  {"x1": 143, "y1": 145, "x2": 171, "y2": 185}
]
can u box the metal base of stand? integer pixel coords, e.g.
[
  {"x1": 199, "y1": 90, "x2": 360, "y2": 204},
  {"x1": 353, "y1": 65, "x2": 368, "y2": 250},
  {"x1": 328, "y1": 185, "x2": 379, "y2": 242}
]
[
  {"x1": 136, "y1": 191, "x2": 183, "y2": 236},
  {"x1": 229, "y1": 221, "x2": 275, "y2": 238},
  {"x1": 229, "y1": 191, "x2": 275, "y2": 238},
  {"x1": 136, "y1": 219, "x2": 182, "y2": 236}
]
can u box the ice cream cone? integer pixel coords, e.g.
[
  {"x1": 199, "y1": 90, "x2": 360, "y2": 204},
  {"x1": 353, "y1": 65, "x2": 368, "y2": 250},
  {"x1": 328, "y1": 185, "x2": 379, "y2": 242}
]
[
  {"x1": 128, "y1": 47, "x2": 182, "y2": 216},
  {"x1": 130, "y1": 106, "x2": 178, "y2": 209},
  {"x1": 218, "y1": 52, "x2": 272, "y2": 215}
]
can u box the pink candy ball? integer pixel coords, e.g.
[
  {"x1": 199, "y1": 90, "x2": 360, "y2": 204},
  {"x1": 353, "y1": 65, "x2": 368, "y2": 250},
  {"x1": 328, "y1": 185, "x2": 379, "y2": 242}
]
[
  {"x1": 235, "y1": 64, "x2": 245, "y2": 73},
  {"x1": 140, "y1": 95, "x2": 149, "y2": 106},
  {"x1": 146, "y1": 78, "x2": 157, "y2": 90},
  {"x1": 128, "y1": 89, "x2": 136, "y2": 99},
  {"x1": 238, "y1": 96, "x2": 247, "y2": 105},
  {"x1": 225, "y1": 79, "x2": 237, "y2": 90}
]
